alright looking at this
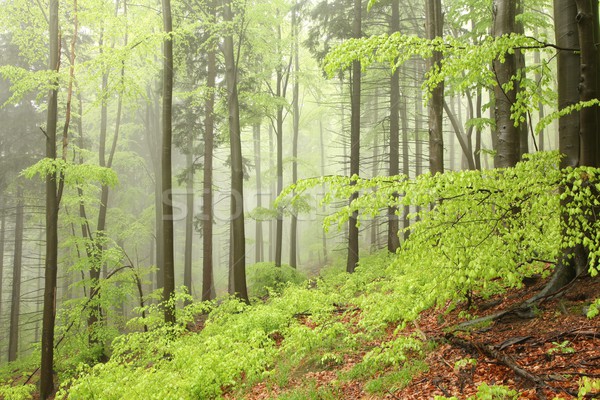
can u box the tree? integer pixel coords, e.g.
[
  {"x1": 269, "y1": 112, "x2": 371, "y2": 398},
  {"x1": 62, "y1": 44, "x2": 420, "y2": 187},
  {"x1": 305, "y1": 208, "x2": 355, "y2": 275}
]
[
  {"x1": 575, "y1": 0, "x2": 600, "y2": 167},
  {"x1": 425, "y1": 0, "x2": 444, "y2": 174},
  {"x1": 223, "y1": 0, "x2": 248, "y2": 302},
  {"x1": 40, "y1": 0, "x2": 60, "y2": 396},
  {"x1": 536, "y1": 0, "x2": 598, "y2": 298},
  {"x1": 387, "y1": 0, "x2": 401, "y2": 253},
  {"x1": 162, "y1": 0, "x2": 175, "y2": 323},
  {"x1": 8, "y1": 185, "x2": 23, "y2": 361},
  {"x1": 202, "y1": 0, "x2": 217, "y2": 301},
  {"x1": 492, "y1": 0, "x2": 519, "y2": 168},
  {"x1": 346, "y1": 0, "x2": 361, "y2": 273},
  {"x1": 290, "y1": 0, "x2": 300, "y2": 268}
]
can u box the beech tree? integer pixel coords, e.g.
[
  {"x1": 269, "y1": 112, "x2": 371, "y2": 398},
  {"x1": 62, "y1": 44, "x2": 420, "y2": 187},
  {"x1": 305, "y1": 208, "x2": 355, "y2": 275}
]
[
  {"x1": 492, "y1": 0, "x2": 520, "y2": 168},
  {"x1": 425, "y1": 0, "x2": 444, "y2": 174},
  {"x1": 40, "y1": 0, "x2": 60, "y2": 395},
  {"x1": 162, "y1": 0, "x2": 175, "y2": 323},
  {"x1": 223, "y1": 0, "x2": 248, "y2": 301}
]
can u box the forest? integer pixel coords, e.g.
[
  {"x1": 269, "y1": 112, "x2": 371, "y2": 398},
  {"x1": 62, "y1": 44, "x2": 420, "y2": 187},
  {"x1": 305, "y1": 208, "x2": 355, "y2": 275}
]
[{"x1": 1, "y1": 0, "x2": 600, "y2": 398}]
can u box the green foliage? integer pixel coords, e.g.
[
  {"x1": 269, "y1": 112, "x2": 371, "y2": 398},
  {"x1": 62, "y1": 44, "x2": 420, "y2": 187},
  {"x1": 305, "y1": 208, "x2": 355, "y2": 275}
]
[
  {"x1": 0, "y1": 383, "x2": 35, "y2": 400},
  {"x1": 586, "y1": 298, "x2": 600, "y2": 319},
  {"x1": 246, "y1": 262, "x2": 307, "y2": 298},
  {"x1": 578, "y1": 377, "x2": 600, "y2": 399},
  {"x1": 435, "y1": 383, "x2": 519, "y2": 400},
  {"x1": 22, "y1": 158, "x2": 118, "y2": 188},
  {"x1": 547, "y1": 341, "x2": 575, "y2": 355}
]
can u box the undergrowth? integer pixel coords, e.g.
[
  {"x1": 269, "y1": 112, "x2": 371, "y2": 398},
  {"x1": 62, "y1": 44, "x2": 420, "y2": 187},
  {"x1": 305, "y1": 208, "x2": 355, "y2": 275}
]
[{"x1": 2, "y1": 152, "x2": 599, "y2": 399}]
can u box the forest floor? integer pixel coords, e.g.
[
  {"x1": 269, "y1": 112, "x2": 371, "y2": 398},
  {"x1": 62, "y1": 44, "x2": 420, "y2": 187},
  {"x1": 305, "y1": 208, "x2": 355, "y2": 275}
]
[{"x1": 229, "y1": 275, "x2": 600, "y2": 399}]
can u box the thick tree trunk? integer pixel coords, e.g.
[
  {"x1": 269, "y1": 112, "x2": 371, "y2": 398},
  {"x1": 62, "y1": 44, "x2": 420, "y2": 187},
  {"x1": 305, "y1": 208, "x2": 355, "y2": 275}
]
[
  {"x1": 8, "y1": 186, "x2": 23, "y2": 362},
  {"x1": 426, "y1": 0, "x2": 444, "y2": 174},
  {"x1": 515, "y1": 0, "x2": 529, "y2": 158},
  {"x1": 162, "y1": 0, "x2": 176, "y2": 323},
  {"x1": 40, "y1": 0, "x2": 59, "y2": 395},
  {"x1": 224, "y1": 0, "x2": 248, "y2": 302},
  {"x1": 575, "y1": 0, "x2": 600, "y2": 167},
  {"x1": 534, "y1": 0, "x2": 582, "y2": 300},
  {"x1": 493, "y1": 0, "x2": 519, "y2": 168},
  {"x1": 347, "y1": 0, "x2": 361, "y2": 273}
]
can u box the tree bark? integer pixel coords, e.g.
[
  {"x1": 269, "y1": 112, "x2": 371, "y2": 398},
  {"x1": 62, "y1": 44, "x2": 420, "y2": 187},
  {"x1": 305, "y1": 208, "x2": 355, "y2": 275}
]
[
  {"x1": 0, "y1": 195, "x2": 5, "y2": 341},
  {"x1": 162, "y1": 0, "x2": 176, "y2": 323},
  {"x1": 290, "y1": 2, "x2": 300, "y2": 268},
  {"x1": 534, "y1": 0, "x2": 582, "y2": 300},
  {"x1": 253, "y1": 124, "x2": 264, "y2": 264},
  {"x1": 492, "y1": 0, "x2": 519, "y2": 168},
  {"x1": 184, "y1": 146, "x2": 194, "y2": 296},
  {"x1": 40, "y1": 0, "x2": 60, "y2": 395},
  {"x1": 575, "y1": 0, "x2": 600, "y2": 167},
  {"x1": 426, "y1": 0, "x2": 444, "y2": 174},
  {"x1": 223, "y1": 0, "x2": 248, "y2": 302},
  {"x1": 387, "y1": 0, "x2": 401, "y2": 253},
  {"x1": 8, "y1": 186, "x2": 23, "y2": 362},
  {"x1": 347, "y1": 0, "x2": 361, "y2": 273},
  {"x1": 203, "y1": 13, "x2": 216, "y2": 300}
]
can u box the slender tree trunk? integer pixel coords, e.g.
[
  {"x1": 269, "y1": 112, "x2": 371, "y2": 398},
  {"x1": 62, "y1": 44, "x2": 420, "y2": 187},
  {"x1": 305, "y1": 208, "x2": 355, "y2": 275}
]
[
  {"x1": 8, "y1": 186, "x2": 23, "y2": 362},
  {"x1": 203, "y1": 26, "x2": 216, "y2": 301},
  {"x1": 275, "y1": 90, "x2": 284, "y2": 268},
  {"x1": 533, "y1": 28, "x2": 546, "y2": 151},
  {"x1": 426, "y1": 0, "x2": 444, "y2": 174},
  {"x1": 400, "y1": 96, "x2": 410, "y2": 240},
  {"x1": 184, "y1": 148, "x2": 193, "y2": 295},
  {"x1": 319, "y1": 118, "x2": 328, "y2": 264},
  {"x1": 40, "y1": 0, "x2": 59, "y2": 395},
  {"x1": 347, "y1": 0, "x2": 361, "y2": 273},
  {"x1": 492, "y1": 0, "x2": 519, "y2": 168},
  {"x1": 0, "y1": 195, "x2": 5, "y2": 339},
  {"x1": 224, "y1": 0, "x2": 248, "y2": 302},
  {"x1": 162, "y1": 0, "x2": 176, "y2": 323},
  {"x1": 290, "y1": 4, "x2": 300, "y2": 268},
  {"x1": 475, "y1": 87, "x2": 483, "y2": 169},
  {"x1": 269, "y1": 125, "x2": 275, "y2": 261},
  {"x1": 253, "y1": 124, "x2": 264, "y2": 263},
  {"x1": 387, "y1": 0, "x2": 400, "y2": 253}
]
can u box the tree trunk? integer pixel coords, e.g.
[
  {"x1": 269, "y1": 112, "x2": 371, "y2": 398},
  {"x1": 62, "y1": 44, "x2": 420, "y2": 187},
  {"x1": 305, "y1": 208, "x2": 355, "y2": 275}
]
[
  {"x1": 347, "y1": 0, "x2": 361, "y2": 273},
  {"x1": 203, "y1": 17, "x2": 216, "y2": 301},
  {"x1": 534, "y1": 0, "x2": 581, "y2": 299},
  {"x1": 0, "y1": 195, "x2": 5, "y2": 341},
  {"x1": 290, "y1": 3, "x2": 300, "y2": 269},
  {"x1": 426, "y1": 0, "x2": 444, "y2": 174},
  {"x1": 8, "y1": 186, "x2": 23, "y2": 362},
  {"x1": 184, "y1": 147, "x2": 193, "y2": 296},
  {"x1": 319, "y1": 118, "x2": 328, "y2": 264},
  {"x1": 515, "y1": 0, "x2": 529, "y2": 158},
  {"x1": 387, "y1": 0, "x2": 400, "y2": 253},
  {"x1": 162, "y1": 0, "x2": 176, "y2": 323},
  {"x1": 40, "y1": 0, "x2": 59, "y2": 395},
  {"x1": 400, "y1": 95, "x2": 410, "y2": 240},
  {"x1": 224, "y1": 0, "x2": 248, "y2": 302},
  {"x1": 492, "y1": 0, "x2": 519, "y2": 168},
  {"x1": 253, "y1": 124, "x2": 264, "y2": 264},
  {"x1": 575, "y1": 0, "x2": 600, "y2": 167}
]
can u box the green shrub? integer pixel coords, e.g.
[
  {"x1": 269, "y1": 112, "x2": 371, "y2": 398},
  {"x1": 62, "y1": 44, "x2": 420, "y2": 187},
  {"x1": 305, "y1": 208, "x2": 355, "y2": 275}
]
[{"x1": 246, "y1": 262, "x2": 306, "y2": 298}]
